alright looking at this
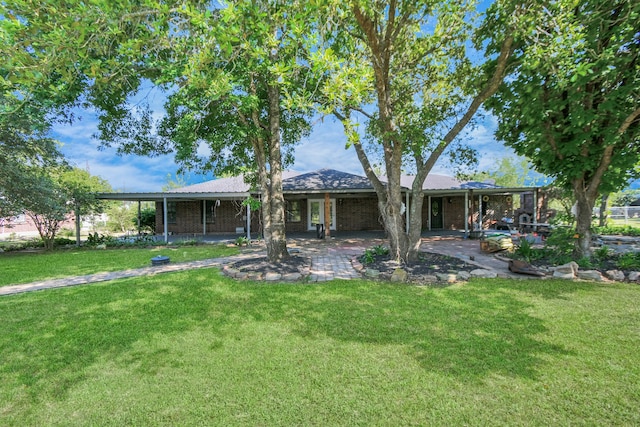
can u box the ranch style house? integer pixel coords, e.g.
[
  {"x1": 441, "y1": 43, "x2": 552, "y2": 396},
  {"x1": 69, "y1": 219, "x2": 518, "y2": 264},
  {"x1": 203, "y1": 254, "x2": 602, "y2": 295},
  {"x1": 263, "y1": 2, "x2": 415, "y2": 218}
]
[{"x1": 100, "y1": 169, "x2": 550, "y2": 242}]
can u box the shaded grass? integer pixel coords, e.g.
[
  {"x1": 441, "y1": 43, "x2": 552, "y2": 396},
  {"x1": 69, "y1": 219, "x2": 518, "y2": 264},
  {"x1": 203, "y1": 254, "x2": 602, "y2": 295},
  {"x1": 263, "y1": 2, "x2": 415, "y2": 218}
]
[
  {"x1": 0, "y1": 244, "x2": 238, "y2": 286},
  {"x1": 1, "y1": 273, "x2": 639, "y2": 425}
]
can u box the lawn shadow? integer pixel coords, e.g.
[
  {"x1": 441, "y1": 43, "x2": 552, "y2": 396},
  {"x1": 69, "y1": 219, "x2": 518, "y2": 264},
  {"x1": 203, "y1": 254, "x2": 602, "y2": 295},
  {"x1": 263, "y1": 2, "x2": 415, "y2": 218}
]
[
  {"x1": 0, "y1": 271, "x2": 229, "y2": 403},
  {"x1": 240, "y1": 280, "x2": 572, "y2": 382},
  {"x1": 0, "y1": 272, "x2": 579, "y2": 404}
]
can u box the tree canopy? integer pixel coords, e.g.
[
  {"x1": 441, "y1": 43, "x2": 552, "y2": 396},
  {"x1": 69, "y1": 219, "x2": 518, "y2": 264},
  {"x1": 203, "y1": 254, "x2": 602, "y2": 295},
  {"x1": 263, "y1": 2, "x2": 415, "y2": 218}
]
[
  {"x1": 316, "y1": 0, "x2": 518, "y2": 262},
  {"x1": 487, "y1": 0, "x2": 640, "y2": 257},
  {"x1": 1, "y1": 0, "x2": 319, "y2": 261}
]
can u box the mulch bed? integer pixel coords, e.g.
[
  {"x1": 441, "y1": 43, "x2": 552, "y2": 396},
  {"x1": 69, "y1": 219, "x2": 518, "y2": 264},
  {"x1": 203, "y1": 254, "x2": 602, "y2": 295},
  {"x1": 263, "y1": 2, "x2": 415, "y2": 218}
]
[
  {"x1": 359, "y1": 252, "x2": 478, "y2": 284},
  {"x1": 229, "y1": 255, "x2": 311, "y2": 276}
]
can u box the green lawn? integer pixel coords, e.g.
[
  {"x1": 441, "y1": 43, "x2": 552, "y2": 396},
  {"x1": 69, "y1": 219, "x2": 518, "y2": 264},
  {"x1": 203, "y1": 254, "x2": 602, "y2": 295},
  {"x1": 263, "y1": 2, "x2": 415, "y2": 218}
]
[
  {"x1": 0, "y1": 244, "x2": 238, "y2": 286},
  {"x1": 1, "y1": 271, "x2": 639, "y2": 425}
]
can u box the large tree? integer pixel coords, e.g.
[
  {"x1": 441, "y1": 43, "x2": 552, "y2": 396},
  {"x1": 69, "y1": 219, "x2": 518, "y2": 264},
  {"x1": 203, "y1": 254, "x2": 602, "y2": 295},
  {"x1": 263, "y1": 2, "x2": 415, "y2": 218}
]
[
  {"x1": 1, "y1": 0, "x2": 317, "y2": 262},
  {"x1": 317, "y1": 0, "x2": 518, "y2": 262},
  {"x1": 487, "y1": 0, "x2": 640, "y2": 258},
  {"x1": 0, "y1": 94, "x2": 64, "y2": 218}
]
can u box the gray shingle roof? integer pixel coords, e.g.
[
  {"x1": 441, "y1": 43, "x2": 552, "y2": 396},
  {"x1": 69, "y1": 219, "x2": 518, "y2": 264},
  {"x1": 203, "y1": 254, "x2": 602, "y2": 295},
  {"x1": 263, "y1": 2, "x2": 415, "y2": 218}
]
[
  {"x1": 166, "y1": 171, "x2": 302, "y2": 194},
  {"x1": 165, "y1": 168, "x2": 501, "y2": 195},
  {"x1": 282, "y1": 169, "x2": 373, "y2": 192}
]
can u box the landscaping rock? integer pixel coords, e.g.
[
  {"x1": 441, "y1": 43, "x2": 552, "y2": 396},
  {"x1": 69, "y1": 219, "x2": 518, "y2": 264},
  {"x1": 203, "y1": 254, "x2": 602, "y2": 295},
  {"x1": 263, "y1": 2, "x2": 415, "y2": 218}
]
[
  {"x1": 470, "y1": 269, "x2": 497, "y2": 279},
  {"x1": 552, "y1": 261, "x2": 578, "y2": 279},
  {"x1": 421, "y1": 275, "x2": 439, "y2": 283},
  {"x1": 390, "y1": 268, "x2": 408, "y2": 283},
  {"x1": 283, "y1": 272, "x2": 303, "y2": 281},
  {"x1": 264, "y1": 272, "x2": 282, "y2": 281},
  {"x1": 577, "y1": 270, "x2": 604, "y2": 282},
  {"x1": 629, "y1": 272, "x2": 640, "y2": 282},
  {"x1": 508, "y1": 259, "x2": 546, "y2": 276},
  {"x1": 457, "y1": 271, "x2": 471, "y2": 281},
  {"x1": 605, "y1": 270, "x2": 626, "y2": 281},
  {"x1": 436, "y1": 273, "x2": 457, "y2": 283},
  {"x1": 365, "y1": 268, "x2": 381, "y2": 278}
]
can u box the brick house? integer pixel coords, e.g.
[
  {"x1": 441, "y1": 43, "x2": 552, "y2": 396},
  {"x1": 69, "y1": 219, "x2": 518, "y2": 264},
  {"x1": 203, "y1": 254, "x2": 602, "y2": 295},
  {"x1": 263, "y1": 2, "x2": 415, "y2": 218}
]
[{"x1": 100, "y1": 168, "x2": 547, "y2": 241}]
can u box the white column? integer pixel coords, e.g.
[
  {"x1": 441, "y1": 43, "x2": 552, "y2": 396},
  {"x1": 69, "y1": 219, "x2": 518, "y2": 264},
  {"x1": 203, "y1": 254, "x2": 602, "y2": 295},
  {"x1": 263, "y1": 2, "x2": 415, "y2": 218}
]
[
  {"x1": 478, "y1": 195, "x2": 483, "y2": 230},
  {"x1": 427, "y1": 196, "x2": 432, "y2": 231},
  {"x1": 163, "y1": 197, "x2": 169, "y2": 243},
  {"x1": 464, "y1": 192, "x2": 469, "y2": 237},
  {"x1": 405, "y1": 191, "x2": 410, "y2": 234},
  {"x1": 246, "y1": 202, "x2": 251, "y2": 240},
  {"x1": 203, "y1": 200, "x2": 207, "y2": 236},
  {"x1": 533, "y1": 188, "x2": 539, "y2": 225}
]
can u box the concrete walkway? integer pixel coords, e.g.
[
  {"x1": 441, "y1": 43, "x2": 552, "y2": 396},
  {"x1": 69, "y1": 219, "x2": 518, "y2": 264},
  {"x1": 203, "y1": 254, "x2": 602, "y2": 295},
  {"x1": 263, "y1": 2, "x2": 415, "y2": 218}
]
[{"x1": 1, "y1": 234, "x2": 514, "y2": 296}]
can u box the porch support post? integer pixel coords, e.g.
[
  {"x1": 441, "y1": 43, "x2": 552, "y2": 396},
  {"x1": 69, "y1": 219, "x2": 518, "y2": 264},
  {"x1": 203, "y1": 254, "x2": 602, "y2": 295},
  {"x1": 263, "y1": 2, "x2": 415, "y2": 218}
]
[
  {"x1": 464, "y1": 191, "x2": 469, "y2": 237},
  {"x1": 324, "y1": 192, "x2": 331, "y2": 238},
  {"x1": 405, "y1": 191, "x2": 410, "y2": 234},
  {"x1": 533, "y1": 188, "x2": 539, "y2": 225},
  {"x1": 427, "y1": 196, "x2": 432, "y2": 231},
  {"x1": 137, "y1": 200, "x2": 141, "y2": 235},
  {"x1": 202, "y1": 200, "x2": 206, "y2": 236},
  {"x1": 478, "y1": 194, "x2": 483, "y2": 230},
  {"x1": 163, "y1": 196, "x2": 168, "y2": 243},
  {"x1": 246, "y1": 201, "x2": 251, "y2": 240}
]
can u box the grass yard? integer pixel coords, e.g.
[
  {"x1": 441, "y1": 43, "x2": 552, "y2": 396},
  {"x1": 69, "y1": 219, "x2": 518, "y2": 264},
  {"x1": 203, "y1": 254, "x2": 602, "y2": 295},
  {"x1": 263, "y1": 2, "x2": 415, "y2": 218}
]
[
  {"x1": 0, "y1": 244, "x2": 238, "y2": 287},
  {"x1": 1, "y1": 271, "x2": 639, "y2": 426}
]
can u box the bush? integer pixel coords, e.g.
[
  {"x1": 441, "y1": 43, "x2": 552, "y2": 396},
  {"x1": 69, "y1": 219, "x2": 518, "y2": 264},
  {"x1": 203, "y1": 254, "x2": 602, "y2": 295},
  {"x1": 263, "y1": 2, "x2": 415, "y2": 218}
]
[
  {"x1": 593, "y1": 225, "x2": 640, "y2": 237},
  {"x1": 616, "y1": 252, "x2": 640, "y2": 270},
  {"x1": 136, "y1": 207, "x2": 156, "y2": 233},
  {"x1": 360, "y1": 245, "x2": 389, "y2": 265}
]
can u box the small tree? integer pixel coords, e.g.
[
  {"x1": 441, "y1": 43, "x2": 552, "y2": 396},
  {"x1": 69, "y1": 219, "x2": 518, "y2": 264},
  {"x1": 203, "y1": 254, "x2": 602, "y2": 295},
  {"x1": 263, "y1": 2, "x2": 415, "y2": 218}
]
[
  {"x1": 19, "y1": 169, "x2": 70, "y2": 250},
  {"x1": 59, "y1": 168, "x2": 112, "y2": 245}
]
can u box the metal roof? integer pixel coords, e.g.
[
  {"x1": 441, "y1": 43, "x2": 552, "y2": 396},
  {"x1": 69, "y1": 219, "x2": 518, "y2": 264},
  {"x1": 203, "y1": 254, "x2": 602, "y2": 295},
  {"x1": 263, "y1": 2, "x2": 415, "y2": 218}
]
[{"x1": 97, "y1": 168, "x2": 535, "y2": 201}]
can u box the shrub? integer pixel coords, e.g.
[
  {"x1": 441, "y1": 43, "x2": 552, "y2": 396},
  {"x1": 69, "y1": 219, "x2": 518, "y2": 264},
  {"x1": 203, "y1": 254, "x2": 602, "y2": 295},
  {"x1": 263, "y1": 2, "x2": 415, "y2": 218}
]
[
  {"x1": 234, "y1": 236, "x2": 249, "y2": 246},
  {"x1": 593, "y1": 225, "x2": 640, "y2": 237},
  {"x1": 617, "y1": 252, "x2": 640, "y2": 270},
  {"x1": 360, "y1": 245, "x2": 389, "y2": 265}
]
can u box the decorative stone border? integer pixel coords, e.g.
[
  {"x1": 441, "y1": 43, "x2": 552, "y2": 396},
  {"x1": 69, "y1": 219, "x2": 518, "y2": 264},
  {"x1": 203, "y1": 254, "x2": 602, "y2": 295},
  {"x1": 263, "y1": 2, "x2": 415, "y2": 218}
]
[
  {"x1": 221, "y1": 258, "x2": 312, "y2": 282},
  {"x1": 350, "y1": 255, "x2": 497, "y2": 284}
]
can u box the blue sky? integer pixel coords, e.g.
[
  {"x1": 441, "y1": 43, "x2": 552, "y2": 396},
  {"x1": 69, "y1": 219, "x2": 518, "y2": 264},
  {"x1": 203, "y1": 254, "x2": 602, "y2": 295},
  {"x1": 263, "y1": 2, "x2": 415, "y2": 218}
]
[{"x1": 53, "y1": 106, "x2": 520, "y2": 192}]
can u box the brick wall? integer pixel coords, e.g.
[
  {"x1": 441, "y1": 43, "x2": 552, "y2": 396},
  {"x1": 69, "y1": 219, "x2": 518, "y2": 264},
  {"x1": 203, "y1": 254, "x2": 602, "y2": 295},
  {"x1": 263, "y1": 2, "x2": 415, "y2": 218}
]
[
  {"x1": 156, "y1": 195, "x2": 481, "y2": 235},
  {"x1": 336, "y1": 197, "x2": 382, "y2": 231}
]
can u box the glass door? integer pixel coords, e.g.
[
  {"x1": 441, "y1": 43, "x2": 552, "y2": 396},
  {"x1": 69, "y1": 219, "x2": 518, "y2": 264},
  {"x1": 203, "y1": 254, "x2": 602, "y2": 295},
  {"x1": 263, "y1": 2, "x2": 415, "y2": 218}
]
[{"x1": 308, "y1": 199, "x2": 335, "y2": 230}]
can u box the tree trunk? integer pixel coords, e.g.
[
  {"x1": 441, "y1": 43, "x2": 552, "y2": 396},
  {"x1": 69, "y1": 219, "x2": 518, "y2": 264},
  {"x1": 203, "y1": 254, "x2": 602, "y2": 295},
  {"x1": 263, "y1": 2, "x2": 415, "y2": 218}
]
[
  {"x1": 572, "y1": 182, "x2": 597, "y2": 259},
  {"x1": 264, "y1": 74, "x2": 289, "y2": 263},
  {"x1": 75, "y1": 203, "x2": 81, "y2": 246},
  {"x1": 598, "y1": 194, "x2": 608, "y2": 227}
]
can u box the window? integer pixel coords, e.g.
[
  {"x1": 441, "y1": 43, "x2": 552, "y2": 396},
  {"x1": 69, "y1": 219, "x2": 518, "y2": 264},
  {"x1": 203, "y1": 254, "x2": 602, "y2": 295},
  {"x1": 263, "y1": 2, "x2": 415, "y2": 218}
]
[
  {"x1": 205, "y1": 200, "x2": 218, "y2": 223},
  {"x1": 167, "y1": 201, "x2": 177, "y2": 224},
  {"x1": 287, "y1": 200, "x2": 301, "y2": 222}
]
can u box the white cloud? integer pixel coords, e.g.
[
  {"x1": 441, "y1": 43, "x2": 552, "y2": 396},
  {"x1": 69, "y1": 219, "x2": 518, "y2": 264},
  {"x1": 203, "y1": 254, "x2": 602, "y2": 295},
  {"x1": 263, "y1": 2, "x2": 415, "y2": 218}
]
[{"x1": 51, "y1": 103, "x2": 516, "y2": 193}]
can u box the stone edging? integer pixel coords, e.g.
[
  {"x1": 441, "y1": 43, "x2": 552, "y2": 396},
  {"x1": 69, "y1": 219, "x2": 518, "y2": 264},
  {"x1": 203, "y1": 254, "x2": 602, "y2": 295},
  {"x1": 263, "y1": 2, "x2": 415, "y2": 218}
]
[
  {"x1": 493, "y1": 253, "x2": 640, "y2": 283},
  {"x1": 221, "y1": 258, "x2": 313, "y2": 282}
]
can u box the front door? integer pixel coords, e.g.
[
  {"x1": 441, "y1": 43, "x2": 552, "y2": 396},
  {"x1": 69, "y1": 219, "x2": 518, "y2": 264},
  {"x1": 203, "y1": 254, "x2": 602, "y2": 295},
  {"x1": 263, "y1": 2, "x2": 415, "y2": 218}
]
[
  {"x1": 308, "y1": 199, "x2": 336, "y2": 230},
  {"x1": 430, "y1": 197, "x2": 443, "y2": 229}
]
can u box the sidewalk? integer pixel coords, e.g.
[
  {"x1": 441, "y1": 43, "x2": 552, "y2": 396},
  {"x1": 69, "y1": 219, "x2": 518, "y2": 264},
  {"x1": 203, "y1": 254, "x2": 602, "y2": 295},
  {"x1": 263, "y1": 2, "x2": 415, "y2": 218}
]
[{"x1": 0, "y1": 234, "x2": 515, "y2": 296}]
